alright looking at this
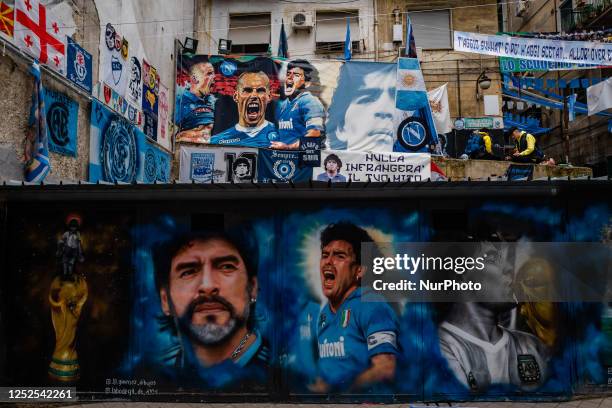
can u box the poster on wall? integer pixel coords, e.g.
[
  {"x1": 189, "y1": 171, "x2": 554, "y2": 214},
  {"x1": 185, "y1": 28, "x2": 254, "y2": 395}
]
[
  {"x1": 89, "y1": 99, "x2": 168, "y2": 183},
  {"x1": 44, "y1": 88, "x2": 78, "y2": 157},
  {"x1": 179, "y1": 145, "x2": 258, "y2": 183},
  {"x1": 142, "y1": 59, "x2": 159, "y2": 115},
  {"x1": 66, "y1": 37, "x2": 93, "y2": 93},
  {"x1": 100, "y1": 22, "x2": 129, "y2": 96},
  {"x1": 257, "y1": 149, "x2": 312, "y2": 183},
  {"x1": 97, "y1": 82, "x2": 142, "y2": 128},
  {"x1": 157, "y1": 82, "x2": 171, "y2": 150},
  {"x1": 143, "y1": 111, "x2": 157, "y2": 141},
  {"x1": 125, "y1": 55, "x2": 143, "y2": 107},
  {"x1": 15, "y1": 0, "x2": 67, "y2": 75},
  {"x1": 312, "y1": 150, "x2": 430, "y2": 182},
  {"x1": 137, "y1": 133, "x2": 170, "y2": 183},
  {"x1": 174, "y1": 55, "x2": 335, "y2": 152}
]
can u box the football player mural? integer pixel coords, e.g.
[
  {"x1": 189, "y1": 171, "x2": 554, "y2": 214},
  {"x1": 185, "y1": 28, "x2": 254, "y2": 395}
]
[
  {"x1": 175, "y1": 55, "x2": 327, "y2": 153},
  {"x1": 175, "y1": 55, "x2": 445, "y2": 157},
  {"x1": 2, "y1": 199, "x2": 611, "y2": 401}
]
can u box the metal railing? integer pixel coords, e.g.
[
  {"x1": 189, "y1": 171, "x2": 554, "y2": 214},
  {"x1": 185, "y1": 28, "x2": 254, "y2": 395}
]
[{"x1": 574, "y1": 0, "x2": 612, "y2": 28}]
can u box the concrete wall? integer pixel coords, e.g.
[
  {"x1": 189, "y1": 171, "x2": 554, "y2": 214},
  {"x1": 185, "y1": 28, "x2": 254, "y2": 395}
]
[
  {"x1": 0, "y1": 0, "x2": 193, "y2": 182},
  {"x1": 195, "y1": 0, "x2": 375, "y2": 60},
  {"x1": 376, "y1": 0, "x2": 502, "y2": 120},
  {"x1": 434, "y1": 157, "x2": 593, "y2": 180},
  {"x1": 0, "y1": 0, "x2": 99, "y2": 182}
]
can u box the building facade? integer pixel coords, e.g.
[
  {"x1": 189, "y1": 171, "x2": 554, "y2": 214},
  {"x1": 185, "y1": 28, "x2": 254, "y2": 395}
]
[
  {"x1": 194, "y1": 0, "x2": 375, "y2": 60},
  {"x1": 502, "y1": 0, "x2": 611, "y2": 173}
]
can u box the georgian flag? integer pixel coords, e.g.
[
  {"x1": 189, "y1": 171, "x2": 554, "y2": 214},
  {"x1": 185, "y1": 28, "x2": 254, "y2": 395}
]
[{"x1": 15, "y1": 0, "x2": 66, "y2": 75}]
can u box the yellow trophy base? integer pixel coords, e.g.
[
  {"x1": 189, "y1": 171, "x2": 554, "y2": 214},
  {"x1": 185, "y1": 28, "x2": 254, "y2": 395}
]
[
  {"x1": 48, "y1": 357, "x2": 80, "y2": 382},
  {"x1": 48, "y1": 275, "x2": 88, "y2": 383}
]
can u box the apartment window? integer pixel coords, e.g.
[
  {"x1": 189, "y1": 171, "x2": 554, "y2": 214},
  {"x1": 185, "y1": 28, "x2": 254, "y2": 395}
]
[
  {"x1": 229, "y1": 13, "x2": 271, "y2": 54},
  {"x1": 408, "y1": 10, "x2": 451, "y2": 50},
  {"x1": 315, "y1": 11, "x2": 360, "y2": 54}
]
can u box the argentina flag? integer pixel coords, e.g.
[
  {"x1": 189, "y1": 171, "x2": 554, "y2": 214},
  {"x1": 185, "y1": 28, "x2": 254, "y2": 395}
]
[{"x1": 395, "y1": 57, "x2": 429, "y2": 111}]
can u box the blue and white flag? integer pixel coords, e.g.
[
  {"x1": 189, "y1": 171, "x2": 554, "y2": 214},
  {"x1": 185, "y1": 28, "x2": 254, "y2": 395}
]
[
  {"x1": 66, "y1": 37, "x2": 92, "y2": 93},
  {"x1": 344, "y1": 17, "x2": 351, "y2": 61},
  {"x1": 24, "y1": 61, "x2": 50, "y2": 182},
  {"x1": 405, "y1": 15, "x2": 417, "y2": 58},
  {"x1": 395, "y1": 58, "x2": 428, "y2": 111}
]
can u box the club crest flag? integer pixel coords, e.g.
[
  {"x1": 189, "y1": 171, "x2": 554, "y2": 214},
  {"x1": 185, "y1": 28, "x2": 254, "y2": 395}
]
[
  {"x1": 395, "y1": 58, "x2": 428, "y2": 111},
  {"x1": 67, "y1": 37, "x2": 92, "y2": 93},
  {"x1": 0, "y1": 0, "x2": 14, "y2": 38},
  {"x1": 15, "y1": 0, "x2": 67, "y2": 75}
]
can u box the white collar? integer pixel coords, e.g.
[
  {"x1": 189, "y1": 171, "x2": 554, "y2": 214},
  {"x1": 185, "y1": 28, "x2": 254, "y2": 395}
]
[{"x1": 235, "y1": 120, "x2": 270, "y2": 137}]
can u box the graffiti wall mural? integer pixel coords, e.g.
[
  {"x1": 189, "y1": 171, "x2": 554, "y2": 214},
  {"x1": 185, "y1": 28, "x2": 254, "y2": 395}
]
[
  {"x1": 1, "y1": 197, "x2": 610, "y2": 401},
  {"x1": 89, "y1": 99, "x2": 170, "y2": 184},
  {"x1": 174, "y1": 55, "x2": 444, "y2": 155}
]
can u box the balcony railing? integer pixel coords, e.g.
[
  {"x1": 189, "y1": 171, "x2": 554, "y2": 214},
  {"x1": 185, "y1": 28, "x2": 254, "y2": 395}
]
[{"x1": 573, "y1": 0, "x2": 612, "y2": 29}]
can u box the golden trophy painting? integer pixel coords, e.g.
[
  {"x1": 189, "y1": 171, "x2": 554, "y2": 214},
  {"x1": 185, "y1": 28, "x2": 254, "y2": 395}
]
[{"x1": 48, "y1": 214, "x2": 87, "y2": 382}]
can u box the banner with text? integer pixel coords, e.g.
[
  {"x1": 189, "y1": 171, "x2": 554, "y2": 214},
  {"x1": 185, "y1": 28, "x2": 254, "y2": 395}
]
[
  {"x1": 454, "y1": 31, "x2": 612, "y2": 66},
  {"x1": 313, "y1": 150, "x2": 430, "y2": 183}
]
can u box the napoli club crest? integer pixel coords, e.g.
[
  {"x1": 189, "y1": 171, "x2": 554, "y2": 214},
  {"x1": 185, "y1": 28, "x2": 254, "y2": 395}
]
[
  {"x1": 101, "y1": 118, "x2": 137, "y2": 183},
  {"x1": 272, "y1": 159, "x2": 296, "y2": 181},
  {"x1": 397, "y1": 117, "x2": 429, "y2": 151},
  {"x1": 220, "y1": 60, "x2": 237, "y2": 76}
]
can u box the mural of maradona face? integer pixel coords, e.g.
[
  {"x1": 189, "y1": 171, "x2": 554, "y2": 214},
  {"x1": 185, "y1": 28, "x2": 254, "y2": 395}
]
[{"x1": 331, "y1": 66, "x2": 397, "y2": 152}]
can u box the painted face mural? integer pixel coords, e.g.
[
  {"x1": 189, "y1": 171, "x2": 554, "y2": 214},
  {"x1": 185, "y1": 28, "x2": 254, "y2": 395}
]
[
  {"x1": 284, "y1": 66, "x2": 306, "y2": 97},
  {"x1": 2, "y1": 199, "x2": 611, "y2": 400},
  {"x1": 190, "y1": 62, "x2": 215, "y2": 97},
  {"x1": 234, "y1": 72, "x2": 270, "y2": 128}
]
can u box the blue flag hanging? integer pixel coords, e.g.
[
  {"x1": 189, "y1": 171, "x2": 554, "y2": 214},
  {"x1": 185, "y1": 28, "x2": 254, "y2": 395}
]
[
  {"x1": 45, "y1": 89, "x2": 79, "y2": 157},
  {"x1": 405, "y1": 15, "x2": 418, "y2": 58},
  {"x1": 24, "y1": 61, "x2": 51, "y2": 183},
  {"x1": 278, "y1": 19, "x2": 289, "y2": 58},
  {"x1": 395, "y1": 57, "x2": 439, "y2": 153},
  {"x1": 344, "y1": 17, "x2": 352, "y2": 61}
]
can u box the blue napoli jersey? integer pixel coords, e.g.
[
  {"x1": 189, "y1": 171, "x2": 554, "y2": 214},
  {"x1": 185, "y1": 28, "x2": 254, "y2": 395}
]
[
  {"x1": 316, "y1": 288, "x2": 399, "y2": 390},
  {"x1": 177, "y1": 91, "x2": 216, "y2": 131},
  {"x1": 210, "y1": 121, "x2": 279, "y2": 148},
  {"x1": 276, "y1": 91, "x2": 325, "y2": 144}
]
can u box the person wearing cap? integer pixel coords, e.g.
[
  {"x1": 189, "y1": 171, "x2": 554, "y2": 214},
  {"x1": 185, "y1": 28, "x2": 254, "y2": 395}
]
[
  {"x1": 176, "y1": 61, "x2": 217, "y2": 143},
  {"x1": 505, "y1": 127, "x2": 544, "y2": 164},
  {"x1": 462, "y1": 128, "x2": 498, "y2": 160}
]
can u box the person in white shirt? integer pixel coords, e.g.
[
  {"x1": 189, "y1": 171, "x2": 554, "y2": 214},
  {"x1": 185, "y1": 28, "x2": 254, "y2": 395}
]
[{"x1": 438, "y1": 241, "x2": 549, "y2": 392}]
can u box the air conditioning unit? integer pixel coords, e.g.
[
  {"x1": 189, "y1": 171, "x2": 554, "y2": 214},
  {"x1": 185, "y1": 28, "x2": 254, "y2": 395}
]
[
  {"x1": 516, "y1": 0, "x2": 529, "y2": 17},
  {"x1": 291, "y1": 11, "x2": 314, "y2": 30}
]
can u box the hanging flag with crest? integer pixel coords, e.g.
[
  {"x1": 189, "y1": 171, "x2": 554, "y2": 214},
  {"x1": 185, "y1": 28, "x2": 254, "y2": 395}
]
[{"x1": 15, "y1": 0, "x2": 67, "y2": 75}]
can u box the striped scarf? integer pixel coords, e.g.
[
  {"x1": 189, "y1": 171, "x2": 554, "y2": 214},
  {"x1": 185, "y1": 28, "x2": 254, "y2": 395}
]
[{"x1": 24, "y1": 61, "x2": 50, "y2": 182}]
